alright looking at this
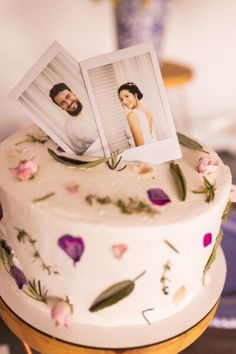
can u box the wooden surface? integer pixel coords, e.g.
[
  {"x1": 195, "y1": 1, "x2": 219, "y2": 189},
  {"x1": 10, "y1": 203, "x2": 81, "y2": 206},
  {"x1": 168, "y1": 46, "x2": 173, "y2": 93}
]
[
  {"x1": 0, "y1": 297, "x2": 218, "y2": 354},
  {"x1": 160, "y1": 61, "x2": 193, "y2": 88}
]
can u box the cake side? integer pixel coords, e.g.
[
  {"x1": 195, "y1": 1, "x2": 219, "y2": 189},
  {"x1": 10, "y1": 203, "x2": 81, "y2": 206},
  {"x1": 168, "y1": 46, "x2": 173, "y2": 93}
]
[{"x1": 0, "y1": 124, "x2": 232, "y2": 328}]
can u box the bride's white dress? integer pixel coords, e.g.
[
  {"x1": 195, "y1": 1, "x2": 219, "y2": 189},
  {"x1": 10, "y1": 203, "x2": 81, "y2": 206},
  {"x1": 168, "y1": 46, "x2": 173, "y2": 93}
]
[{"x1": 125, "y1": 108, "x2": 157, "y2": 148}]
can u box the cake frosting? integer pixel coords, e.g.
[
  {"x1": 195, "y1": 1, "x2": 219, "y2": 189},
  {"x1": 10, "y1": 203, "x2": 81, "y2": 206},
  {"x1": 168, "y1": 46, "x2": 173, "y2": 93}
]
[{"x1": 0, "y1": 125, "x2": 232, "y2": 332}]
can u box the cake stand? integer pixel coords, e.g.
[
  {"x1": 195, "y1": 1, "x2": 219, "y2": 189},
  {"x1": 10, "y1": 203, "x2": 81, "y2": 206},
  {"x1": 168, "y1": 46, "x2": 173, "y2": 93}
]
[{"x1": 0, "y1": 248, "x2": 226, "y2": 354}]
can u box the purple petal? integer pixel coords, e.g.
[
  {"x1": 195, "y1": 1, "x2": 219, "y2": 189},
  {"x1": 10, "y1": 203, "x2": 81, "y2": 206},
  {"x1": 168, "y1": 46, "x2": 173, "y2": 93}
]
[
  {"x1": 57, "y1": 146, "x2": 65, "y2": 153},
  {"x1": 10, "y1": 265, "x2": 27, "y2": 289},
  {"x1": 58, "y1": 235, "x2": 85, "y2": 264},
  {"x1": 203, "y1": 233, "x2": 212, "y2": 247},
  {"x1": 147, "y1": 188, "x2": 171, "y2": 206},
  {"x1": 0, "y1": 203, "x2": 3, "y2": 220}
]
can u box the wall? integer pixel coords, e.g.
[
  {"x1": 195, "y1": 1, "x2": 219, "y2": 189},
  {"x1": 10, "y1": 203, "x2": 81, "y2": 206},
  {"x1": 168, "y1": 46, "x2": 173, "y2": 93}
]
[
  {"x1": 162, "y1": 0, "x2": 236, "y2": 129},
  {"x1": 0, "y1": 0, "x2": 117, "y2": 141}
]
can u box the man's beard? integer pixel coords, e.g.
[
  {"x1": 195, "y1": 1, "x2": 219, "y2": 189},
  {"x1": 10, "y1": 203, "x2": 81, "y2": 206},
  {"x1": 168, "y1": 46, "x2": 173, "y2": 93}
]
[{"x1": 67, "y1": 100, "x2": 83, "y2": 116}]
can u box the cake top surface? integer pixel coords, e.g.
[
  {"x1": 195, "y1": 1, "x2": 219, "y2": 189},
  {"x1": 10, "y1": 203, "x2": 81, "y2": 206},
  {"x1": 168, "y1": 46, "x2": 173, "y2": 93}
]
[{"x1": 0, "y1": 125, "x2": 231, "y2": 226}]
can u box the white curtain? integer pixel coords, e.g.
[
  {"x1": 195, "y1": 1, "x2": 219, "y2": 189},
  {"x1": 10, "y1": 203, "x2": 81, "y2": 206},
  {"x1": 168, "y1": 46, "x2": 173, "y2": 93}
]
[{"x1": 19, "y1": 53, "x2": 97, "y2": 150}]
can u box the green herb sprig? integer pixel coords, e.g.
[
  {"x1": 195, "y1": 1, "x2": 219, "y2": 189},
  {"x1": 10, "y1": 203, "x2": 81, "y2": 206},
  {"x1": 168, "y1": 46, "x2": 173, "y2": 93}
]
[
  {"x1": 15, "y1": 134, "x2": 49, "y2": 146},
  {"x1": 85, "y1": 194, "x2": 158, "y2": 216},
  {"x1": 24, "y1": 279, "x2": 48, "y2": 304},
  {"x1": 192, "y1": 176, "x2": 216, "y2": 203},
  {"x1": 106, "y1": 150, "x2": 127, "y2": 171},
  {"x1": 170, "y1": 162, "x2": 187, "y2": 201}
]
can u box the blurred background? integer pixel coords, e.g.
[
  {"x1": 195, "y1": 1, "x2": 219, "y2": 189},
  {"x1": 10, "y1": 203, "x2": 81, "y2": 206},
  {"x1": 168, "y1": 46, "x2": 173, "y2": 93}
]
[{"x1": 0, "y1": 0, "x2": 236, "y2": 352}]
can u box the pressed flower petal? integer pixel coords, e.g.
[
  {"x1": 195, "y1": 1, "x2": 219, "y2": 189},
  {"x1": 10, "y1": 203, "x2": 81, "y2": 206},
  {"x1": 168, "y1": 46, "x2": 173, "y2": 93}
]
[
  {"x1": 147, "y1": 188, "x2": 171, "y2": 206},
  {"x1": 112, "y1": 244, "x2": 127, "y2": 259},
  {"x1": 203, "y1": 233, "x2": 212, "y2": 247},
  {"x1": 58, "y1": 235, "x2": 85, "y2": 264},
  {"x1": 10, "y1": 265, "x2": 27, "y2": 289}
]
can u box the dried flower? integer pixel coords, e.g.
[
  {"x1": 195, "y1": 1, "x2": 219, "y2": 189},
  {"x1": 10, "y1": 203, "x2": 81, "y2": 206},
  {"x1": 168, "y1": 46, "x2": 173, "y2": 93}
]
[
  {"x1": 58, "y1": 235, "x2": 85, "y2": 265},
  {"x1": 147, "y1": 188, "x2": 171, "y2": 206},
  {"x1": 51, "y1": 299, "x2": 73, "y2": 328},
  {"x1": 10, "y1": 265, "x2": 27, "y2": 289},
  {"x1": 112, "y1": 244, "x2": 127, "y2": 259},
  {"x1": 133, "y1": 164, "x2": 154, "y2": 178},
  {"x1": 203, "y1": 233, "x2": 212, "y2": 247},
  {"x1": 230, "y1": 184, "x2": 236, "y2": 203},
  {"x1": 9, "y1": 157, "x2": 38, "y2": 181},
  {"x1": 197, "y1": 157, "x2": 219, "y2": 175},
  {"x1": 65, "y1": 184, "x2": 80, "y2": 194}
]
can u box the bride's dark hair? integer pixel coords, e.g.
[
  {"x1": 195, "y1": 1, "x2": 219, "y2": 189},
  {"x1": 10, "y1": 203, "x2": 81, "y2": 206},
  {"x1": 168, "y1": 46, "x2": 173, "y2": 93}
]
[{"x1": 118, "y1": 82, "x2": 143, "y2": 100}]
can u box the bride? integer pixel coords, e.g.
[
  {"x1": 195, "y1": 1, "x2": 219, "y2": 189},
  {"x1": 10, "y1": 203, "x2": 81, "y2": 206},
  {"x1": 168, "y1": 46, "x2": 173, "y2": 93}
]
[{"x1": 118, "y1": 82, "x2": 157, "y2": 147}]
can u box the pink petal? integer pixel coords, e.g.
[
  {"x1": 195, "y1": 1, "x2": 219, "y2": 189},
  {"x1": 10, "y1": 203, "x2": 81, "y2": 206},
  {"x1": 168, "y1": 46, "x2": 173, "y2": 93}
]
[
  {"x1": 203, "y1": 233, "x2": 212, "y2": 247},
  {"x1": 66, "y1": 184, "x2": 80, "y2": 194},
  {"x1": 112, "y1": 244, "x2": 127, "y2": 259}
]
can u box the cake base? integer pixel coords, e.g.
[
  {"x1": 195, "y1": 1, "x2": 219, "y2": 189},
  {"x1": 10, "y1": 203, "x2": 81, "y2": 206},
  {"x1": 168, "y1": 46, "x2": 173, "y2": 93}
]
[{"x1": 0, "y1": 247, "x2": 226, "y2": 349}]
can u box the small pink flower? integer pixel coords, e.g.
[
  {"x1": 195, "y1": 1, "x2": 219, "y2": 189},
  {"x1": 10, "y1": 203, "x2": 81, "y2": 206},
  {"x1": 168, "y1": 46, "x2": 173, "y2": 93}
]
[
  {"x1": 203, "y1": 233, "x2": 212, "y2": 247},
  {"x1": 9, "y1": 158, "x2": 38, "y2": 181},
  {"x1": 230, "y1": 184, "x2": 236, "y2": 203},
  {"x1": 51, "y1": 300, "x2": 73, "y2": 328},
  {"x1": 65, "y1": 184, "x2": 80, "y2": 194},
  {"x1": 197, "y1": 157, "x2": 219, "y2": 175},
  {"x1": 112, "y1": 244, "x2": 127, "y2": 259}
]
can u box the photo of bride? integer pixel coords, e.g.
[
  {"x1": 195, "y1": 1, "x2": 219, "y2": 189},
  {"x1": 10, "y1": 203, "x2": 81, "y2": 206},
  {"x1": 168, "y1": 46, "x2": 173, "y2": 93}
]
[
  {"x1": 118, "y1": 82, "x2": 157, "y2": 148},
  {"x1": 81, "y1": 42, "x2": 181, "y2": 164}
]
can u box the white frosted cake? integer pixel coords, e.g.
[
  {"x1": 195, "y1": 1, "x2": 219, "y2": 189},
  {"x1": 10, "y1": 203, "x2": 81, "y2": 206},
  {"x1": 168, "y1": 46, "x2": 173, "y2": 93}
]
[{"x1": 0, "y1": 125, "x2": 232, "y2": 342}]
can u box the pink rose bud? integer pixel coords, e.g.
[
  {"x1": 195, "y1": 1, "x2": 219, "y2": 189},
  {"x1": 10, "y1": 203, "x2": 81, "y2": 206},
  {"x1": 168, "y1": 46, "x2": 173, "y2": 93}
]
[
  {"x1": 51, "y1": 300, "x2": 73, "y2": 328},
  {"x1": 230, "y1": 184, "x2": 236, "y2": 203},
  {"x1": 197, "y1": 157, "x2": 219, "y2": 175},
  {"x1": 9, "y1": 158, "x2": 38, "y2": 181}
]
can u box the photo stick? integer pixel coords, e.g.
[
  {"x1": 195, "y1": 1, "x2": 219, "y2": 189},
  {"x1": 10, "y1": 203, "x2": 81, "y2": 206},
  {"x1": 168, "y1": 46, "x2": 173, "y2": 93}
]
[
  {"x1": 80, "y1": 42, "x2": 182, "y2": 164},
  {"x1": 10, "y1": 41, "x2": 102, "y2": 157}
]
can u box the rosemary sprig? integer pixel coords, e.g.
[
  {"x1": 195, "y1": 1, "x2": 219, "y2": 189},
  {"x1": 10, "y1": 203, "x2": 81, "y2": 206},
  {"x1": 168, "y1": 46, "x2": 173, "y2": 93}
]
[
  {"x1": 24, "y1": 279, "x2": 48, "y2": 304},
  {"x1": 33, "y1": 192, "x2": 55, "y2": 203},
  {"x1": 192, "y1": 176, "x2": 216, "y2": 203},
  {"x1": 15, "y1": 134, "x2": 49, "y2": 146},
  {"x1": 85, "y1": 194, "x2": 158, "y2": 216},
  {"x1": 160, "y1": 261, "x2": 172, "y2": 295},
  {"x1": 106, "y1": 150, "x2": 127, "y2": 171}
]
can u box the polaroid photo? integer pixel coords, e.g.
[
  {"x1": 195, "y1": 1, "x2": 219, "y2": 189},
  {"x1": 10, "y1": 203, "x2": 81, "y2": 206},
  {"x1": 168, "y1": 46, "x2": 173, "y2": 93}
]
[
  {"x1": 10, "y1": 41, "x2": 103, "y2": 157},
  {"x1": 80, "y1": 42, "x2": 182, "y2": 164}
]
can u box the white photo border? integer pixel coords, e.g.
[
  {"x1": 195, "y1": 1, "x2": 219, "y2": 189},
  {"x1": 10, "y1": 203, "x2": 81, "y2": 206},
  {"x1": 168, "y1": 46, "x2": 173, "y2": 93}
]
[{"x1": 80, "y1": 42, "x2": 182, "y2": 164}]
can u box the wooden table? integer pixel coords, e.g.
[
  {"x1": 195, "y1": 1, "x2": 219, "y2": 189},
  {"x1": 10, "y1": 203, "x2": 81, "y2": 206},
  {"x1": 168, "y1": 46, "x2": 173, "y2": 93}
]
[{"x1": 0, "y1": 297, "x2": 218, "y2": 354}]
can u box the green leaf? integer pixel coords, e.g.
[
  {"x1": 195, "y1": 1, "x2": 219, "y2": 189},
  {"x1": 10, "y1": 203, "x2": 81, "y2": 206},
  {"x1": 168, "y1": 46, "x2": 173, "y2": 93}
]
[
  {"x1": 177, "y1": 132, "x2": 209, "y2": 154},
  {"x1": 203, "y1": 228, "x2": 223, "y2": 275},
  {"x1": 89, "y1": 279, "x2": 135, "y2": 312},
  {"x1": 89, "y1": 271, "x2": 146, "y2": 312},
  {"x1": 170, "y1": 162, "x2": 187, "y2": 201},
  {"x1": 48, "y1": 148, "x2": 108, "y2": 168}
]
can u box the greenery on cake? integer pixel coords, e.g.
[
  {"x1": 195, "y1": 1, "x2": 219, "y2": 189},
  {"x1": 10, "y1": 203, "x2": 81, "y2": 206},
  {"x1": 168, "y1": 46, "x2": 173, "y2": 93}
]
[
  {"x1": 170, "y1": 162, "x2": 187, "y2": 201},
  {"x1": 177, "y1": 132, "x2": 209, "y2": 154},
  {"x1": 85, "y1": 194, "x2": 158, "y2": 216},
  {"x1": 192, "y1": 176, "x2": 216, "y2": 203},
  {"x1": 33, "y1": 192, "x2": 56, "y2": 203},
  {"x1": 89, "y1": 271, "x2": 146, "y2": 312},
  {"x1": 106, "y1": 150, "x2": 127, "y2": 171},
  {"x1": 203, "y1": 228, "x2": 223, "y2": 278},
  {"x1": 15, "y1": 134, "x2": 49, "y2": 146},
  {"x1": 160, "y1": 261, "x2": 172, "y2": 295},
  {"x1": 15, "y1": 228, "x2": 59, "y2": 275}
]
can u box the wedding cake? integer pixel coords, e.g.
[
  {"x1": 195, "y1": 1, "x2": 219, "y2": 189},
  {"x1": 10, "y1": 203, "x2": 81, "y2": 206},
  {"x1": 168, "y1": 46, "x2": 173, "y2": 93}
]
[{"x1": 0, "y1": 125, "x2": 232, "y2": 338}]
